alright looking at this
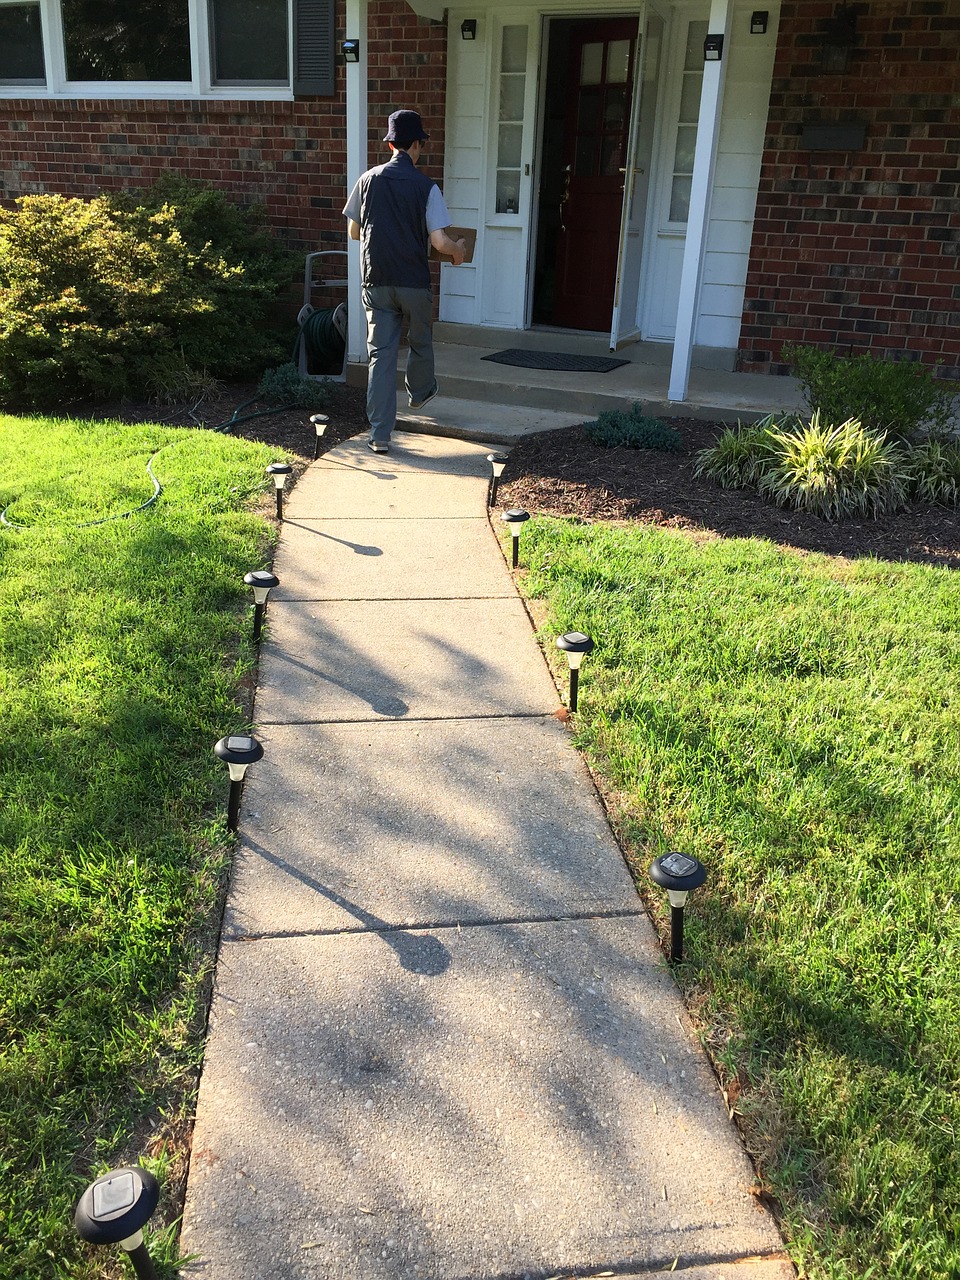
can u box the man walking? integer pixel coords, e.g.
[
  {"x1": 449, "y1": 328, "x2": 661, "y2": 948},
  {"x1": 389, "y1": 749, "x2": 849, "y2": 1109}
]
[{"x1": 343, "y1": 109, "x2": 466, "y2": 453}]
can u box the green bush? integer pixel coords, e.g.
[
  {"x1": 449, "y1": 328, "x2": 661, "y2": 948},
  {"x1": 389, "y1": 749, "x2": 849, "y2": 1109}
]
[
  {"x1": 905, "y1": 440, "x2": 960, "y2": 507},
  {"x1": 783, "y1": 343, "x2": 956, "y2": 441},
  {"x1": 584, "y1": 404, "x2": 683, "y2": 451},
  {"x1": 759, "y1": 412, "x2": 908, "y2": 520},
  {"x1": 257, "y1": 362, "x2": 331, "y2": 409},
  {"x1": 0, "y1": 183, "x2": 297, "y2": 408}
]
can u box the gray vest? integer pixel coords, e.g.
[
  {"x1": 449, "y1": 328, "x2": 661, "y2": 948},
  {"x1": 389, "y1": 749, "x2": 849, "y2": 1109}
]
[{"x1": 355, "y1": 151, "x2": 437, "y2": 290}]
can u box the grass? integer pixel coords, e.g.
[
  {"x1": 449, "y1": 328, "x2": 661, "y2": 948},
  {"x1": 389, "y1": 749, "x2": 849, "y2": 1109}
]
[
  {"x1": 0, "y1": 415, "x2": 288, "y2": 1279},
  {"x1": 516, "y1": 518, "x2": 960, "y2": 1280}
]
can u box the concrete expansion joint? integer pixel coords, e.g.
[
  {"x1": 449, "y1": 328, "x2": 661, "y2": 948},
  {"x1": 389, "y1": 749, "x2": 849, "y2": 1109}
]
[
  {"x1": 254, "y1": 710, "x2": 563, "y2": 728},
  {"x1": 223, "y1": 905, "x2": 650, "y2": 945}
]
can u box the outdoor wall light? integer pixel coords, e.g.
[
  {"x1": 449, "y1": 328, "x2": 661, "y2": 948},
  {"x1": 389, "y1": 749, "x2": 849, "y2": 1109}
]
[
  {"x1": 74, "y1": 1166, "x2": 161, "y2": 1280},
  {"x1": 750, "y1": 10, "x2": 768, "y2": 34},
  {"x1": 486, "y1": 451, "x2": 509, "y2": 507},
  {"x1": 556, "y1": 631, "x2": 594, "y2": 713},
  {"x1": 461, "y1": 19, "x2": 477, "y2": 39},
  {"x1": 266, "y1": 462, "x2": 292, "y2": 521},
  {"x1": 244, "y1": 570, "x2": 280, "y2": 643},
  {"x1": 342, "y1": 39, "x2": 360, "y2": 62},
  {"x1": 310, "y1": 413, "x2": 329, "y2": 460},
  {"x1": 649, "y1": 851, "x2": 707, "y2": 964},
  {"x1": 214, "y1": 734, "x2": 264, "y2": 834},
  {"x1": 501, "y1": 507, "x2": 529, "y2": 568},
  {"x1": 703, "y1": 33, "x2": 724, "y2": 60}
]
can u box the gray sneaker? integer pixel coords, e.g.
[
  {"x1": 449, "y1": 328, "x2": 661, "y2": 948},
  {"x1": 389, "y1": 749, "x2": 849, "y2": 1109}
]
[
  {"x1": 368, "y1": 439, "x2": 389, "y2": 454},
  {"x1": 408, "y1": 381, "x2": 439, "y2": 411}
]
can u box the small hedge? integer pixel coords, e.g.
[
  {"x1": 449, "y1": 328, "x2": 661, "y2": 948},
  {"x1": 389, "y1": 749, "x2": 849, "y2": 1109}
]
[
  {"x1": 0, "y1": 180, "x2": 298, "y2": 408},
  {"x1": 584, "y1": 404, "x2": 683, "y2": 451}
]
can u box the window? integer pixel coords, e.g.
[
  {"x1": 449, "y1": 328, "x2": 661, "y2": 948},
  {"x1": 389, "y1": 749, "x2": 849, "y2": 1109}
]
[
  {"x1": 0, "y1": 0, "x2": 331, "y2": 97},
  {"x1": 668, "y1": 19, "x2": 707, "y2": 223},
  {"x1": 495, "y1": 25, "x2": 527, "y2": 215}
]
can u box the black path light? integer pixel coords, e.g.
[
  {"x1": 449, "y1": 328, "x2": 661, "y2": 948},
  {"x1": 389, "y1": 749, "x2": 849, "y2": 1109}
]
[
  {"x1": 486, "y1": 451, "x2": 509, "y2": 507},
  {"x1": 244, "y1": 570, "x2": 280, "y2": 643},
  {"x1": 74, "y1": 1166, "x2": 160, "y2": 1280},
  {"x1": 310, "y1": 413, "x2": 329, "y2": 460},
  {"x1": 501, "y1": 507, "x2": 530, "y2": 568},
  {"x1": 556, "y1": 631, "x2": 594, "y2": 713},
  {"x1": 214, "y1": 734, "x2": 264, "y2": 834},
  {"x1": 649, "y1": 852, "x2": 707, "y2": 964},
  {"x1": 266, "y1": 462, "x2": 292, "y2": 520}
]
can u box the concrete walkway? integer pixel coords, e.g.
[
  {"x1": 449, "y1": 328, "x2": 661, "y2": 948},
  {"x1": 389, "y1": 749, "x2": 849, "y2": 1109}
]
[{"x1": 180, "y1": 431, "x2": 793, "y2": 1280}]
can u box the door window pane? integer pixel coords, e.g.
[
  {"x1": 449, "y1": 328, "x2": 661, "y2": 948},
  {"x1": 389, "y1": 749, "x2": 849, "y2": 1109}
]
[
  {"x1": 496, "y1": 172, "x2": 520, "y2": 215},
  {"x1": 211, "y1": 0, "x2": 287, "y2": 83},
  {"x1": 498, "y1": 123, "x2": 522, "y2": 169},
  {"x1": 580, "y1": 42, "x2": 603, "y2": 85},
  {"x1": 499, "y1": 75, "x2": 525, "y2": 121},
  {"x1": 501, "y1": 23, "x2": 527, "y2": 73},
  {"x1": 669, "y1": 175, "x2": 692, "y2": 223},
  {"x1": 62, "y1": 0, "x2": 191, "y2": 80},
  {"x1": 668, "y1": 20, "x2": 708, "y2": 224},
  {"x1": 0, "y1": 4, "x2": 45, "y2": 82},
  {"x1": 607, "y1": 39, "x2": 630, "y2": 83},
  {"x1": 679, "y1": 72, "x2": 702, "y2": 122},
  {"x1": 603, "y1": 85, "x2": 627, "y2": 128},
  {"x1": 496, "y1": 25, "x2": 527, "y2": 213}
]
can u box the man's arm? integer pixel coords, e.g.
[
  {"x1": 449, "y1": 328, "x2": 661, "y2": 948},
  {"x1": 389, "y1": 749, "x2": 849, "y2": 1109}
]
[
  {"x1": 429, "y1": 227, "x2": 466, "y2": 265},
  {"x1": 348, "y1": 219, "x2": 361, "y2": 241}
]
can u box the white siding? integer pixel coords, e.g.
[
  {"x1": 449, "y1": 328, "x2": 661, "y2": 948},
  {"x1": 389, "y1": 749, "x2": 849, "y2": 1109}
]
[{"x1": 440, "y1": 14, "x2": 487, "y2": 325}]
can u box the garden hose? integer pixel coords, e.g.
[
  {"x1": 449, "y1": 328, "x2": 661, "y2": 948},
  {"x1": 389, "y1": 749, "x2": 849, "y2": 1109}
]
[
  {"x1": 294, "y1": 305, "x2": 346, "y2": 377},
  {"x1": 1, "y1": 451, "x2": 165, "y2": 530}
]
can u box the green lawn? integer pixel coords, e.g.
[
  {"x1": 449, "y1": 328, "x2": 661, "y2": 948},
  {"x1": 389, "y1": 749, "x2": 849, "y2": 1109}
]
[
  {"x1": 0, "y1": 416, "x2": 287, "y2": 1279},
  {"x1": 517, "y1": 518, "x2": 960, "y2": 1280}
]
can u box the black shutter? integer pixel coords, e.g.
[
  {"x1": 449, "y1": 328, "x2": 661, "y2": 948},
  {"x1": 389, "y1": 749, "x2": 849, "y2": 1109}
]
[{"x1": 293, "y1": 0, "x2": 335, "y2": 96}]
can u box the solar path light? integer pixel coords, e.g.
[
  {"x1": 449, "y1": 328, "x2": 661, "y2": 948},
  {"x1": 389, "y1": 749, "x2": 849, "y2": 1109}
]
[
  {"x1": 266, "y1": 462, "x2": 292, "y2": 521},
  {"x1": 501, "y1": 507, "x2": 529, "y2": 568},
  {"x1": 214, "y1": 734, "x2": 264, "y2": 834},
  {"x1": 486, "y1": 451, "x2": 509, "y2": 507},
  {"x1": 74, "y1": 1166, "x2": 160, "y2": 1280},
  {"x1": 244, "y1": 570, "x2": 279, "y2": 643},
  {"x1": 556, "y1": 631, "x2": 594, "y2": 713},
  {"x1": 310, "y1": 413, "x2": 329, "y2": 460},
  {"x1": 649, "y1": 852, "x2": 707, "y2": 964}
]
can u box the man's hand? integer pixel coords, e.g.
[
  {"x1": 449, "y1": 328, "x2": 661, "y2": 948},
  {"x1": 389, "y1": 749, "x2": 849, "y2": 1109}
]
[{"x1": 430, "y1": 228, "x2": 468, "y2": 265}]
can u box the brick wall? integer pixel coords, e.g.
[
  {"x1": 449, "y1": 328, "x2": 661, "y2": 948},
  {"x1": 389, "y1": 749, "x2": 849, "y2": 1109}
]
[
  {"x1": 739, "y1": 0, "x2": 960, "y2": 380},
  {"x1": 0, "y1": 0, "x2": 448, "y2": 254}
]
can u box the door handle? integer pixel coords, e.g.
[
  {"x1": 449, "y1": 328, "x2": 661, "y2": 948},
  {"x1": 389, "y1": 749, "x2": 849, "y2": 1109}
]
[
  {"x1": 560, "y1": 164, "x2": 572, "y2": 232},
  {"x1": 618, "y1": 166, "x2": 645, "y2": 175}
]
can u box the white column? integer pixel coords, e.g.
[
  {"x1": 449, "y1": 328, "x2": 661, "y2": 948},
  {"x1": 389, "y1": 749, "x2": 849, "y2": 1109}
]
[
  {"x1": 345, "y1": 0, "x2": 368, "y2": 364},
  {"x1": 667, "y1": 0, "x2": 732, "y2": 403}
]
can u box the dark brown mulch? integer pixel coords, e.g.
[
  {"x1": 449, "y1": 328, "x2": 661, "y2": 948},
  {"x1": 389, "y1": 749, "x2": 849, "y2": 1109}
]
[
  {"x1": 498, "y1": 417, "x2": 960, "y2": 569},
  {"x1": 96, "y1": 387, "x2": 960, "y2": 568}
]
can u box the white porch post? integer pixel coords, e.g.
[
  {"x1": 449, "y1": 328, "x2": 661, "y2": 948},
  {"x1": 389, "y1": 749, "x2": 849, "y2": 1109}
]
[
  {"x1": 345, "y1": 0, "x2": 368, "y2": 365},
  {"x1": 667, "y1": 0, "x2": 732, "y2": 403}
]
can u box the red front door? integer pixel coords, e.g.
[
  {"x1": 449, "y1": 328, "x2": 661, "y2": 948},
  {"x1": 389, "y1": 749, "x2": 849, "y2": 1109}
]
[{"x1": 551, "y1": 18, "x2": 638, "y2": 331}]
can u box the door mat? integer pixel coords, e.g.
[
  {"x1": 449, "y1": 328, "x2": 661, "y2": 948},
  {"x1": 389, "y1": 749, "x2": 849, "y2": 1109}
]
[{"x1": 481, "y1": 349, "x2": 629, "y2": 373}]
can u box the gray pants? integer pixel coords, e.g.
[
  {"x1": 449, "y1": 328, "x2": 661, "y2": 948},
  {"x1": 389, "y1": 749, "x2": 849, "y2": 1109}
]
[{"x1": 362, "y1": 285, "x2": 435, "y2": 443}]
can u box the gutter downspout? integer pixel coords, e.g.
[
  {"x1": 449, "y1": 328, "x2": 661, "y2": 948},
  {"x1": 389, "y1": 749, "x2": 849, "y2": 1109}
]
[
  {"x1": 345, "y1": 0, "x2": 368, "y2": 367},
  {"x1": 667, "y1": 0, "x2": 732, "y2": 404}
]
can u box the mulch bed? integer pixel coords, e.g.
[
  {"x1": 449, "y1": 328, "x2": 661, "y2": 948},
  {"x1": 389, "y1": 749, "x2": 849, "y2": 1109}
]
[{"x1": 97, "y1": 385, "x2": 960, "y2": 568}]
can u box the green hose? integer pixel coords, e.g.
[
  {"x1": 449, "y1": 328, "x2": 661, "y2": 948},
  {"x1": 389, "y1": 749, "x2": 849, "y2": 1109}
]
[{"x1": 294, "y1": 307, "x2": 346, "y2": 376}]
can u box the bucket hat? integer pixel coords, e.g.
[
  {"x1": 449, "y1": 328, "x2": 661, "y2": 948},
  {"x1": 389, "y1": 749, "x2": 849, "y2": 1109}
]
[{"x1": 384, "y1": 110, "x2": 429, "y2": 146}]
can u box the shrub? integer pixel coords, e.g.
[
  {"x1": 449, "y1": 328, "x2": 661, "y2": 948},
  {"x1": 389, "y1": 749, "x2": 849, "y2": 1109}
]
[
  {"x1": 584, "y1": 404, "x2": 683, "y2": 451},
  {"x1": 783, "y1": 343, "x2": 956, "y2": 441},
  {"x1": 257, "y1": 363, "x2": 331, "y2": 409},
  {"x1": 905, "y1": 440, "x2": 960, "y2": 507},
  {"x1": 758, "y1": 412, "x2": 908, "y2": 521},
  {"x1": 693, "y1": 414, "x2": 784, "y2": 488},
  {"x1": 0, "y1": 183, "x2": 297, "y2": 408}
]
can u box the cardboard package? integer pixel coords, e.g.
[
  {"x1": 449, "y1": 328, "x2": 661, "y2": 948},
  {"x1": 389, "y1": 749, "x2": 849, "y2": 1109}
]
[{"x1": 429, "y1": 226, "x2": 476, "y2": 263}]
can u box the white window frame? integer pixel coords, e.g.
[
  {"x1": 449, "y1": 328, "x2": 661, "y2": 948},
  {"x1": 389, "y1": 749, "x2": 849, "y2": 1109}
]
[{"x1": 0, "y1": 0, "x2": 300, "y2": 99}]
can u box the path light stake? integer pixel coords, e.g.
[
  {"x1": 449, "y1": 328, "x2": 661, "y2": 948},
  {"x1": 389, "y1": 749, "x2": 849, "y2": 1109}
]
[
  {"x1": 556, "y1": 631, "x2": 594, "y2": 712},
  {"x1": 244, "y1": 570, "x2": 280, "y2": 643},
  {"x1": 310, "y1": 413, "x2": 329, "y2": 460},
  {"x1": 486, "y1": 452, "x2": 509, "y2": 507},
  {"x1": 74, "y1": 1166, "x2": 160, "y2": 1280},
  {"x1": 214, "y1": 734, "x2": 264, "y2": 834},
  {"x1": 649, "y1": 852, "x2": 707, "y2": 964},
  {"x1": 266, "y1": 462, "x2": 292, "y2": 520},
  {"x1": 501, "y1": 508, "x2": 530, "y2": 568}
]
